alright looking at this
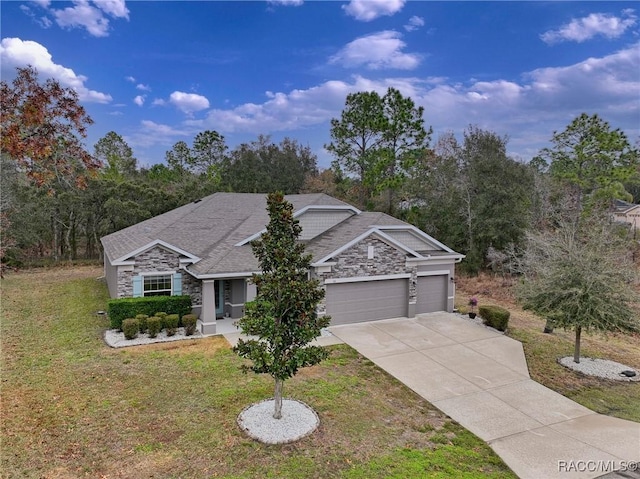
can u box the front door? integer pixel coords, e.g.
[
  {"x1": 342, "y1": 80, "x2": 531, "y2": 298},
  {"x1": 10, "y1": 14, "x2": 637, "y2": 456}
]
[{"x1": 215, "y1": 280, "x2": 225, "y2": 317}]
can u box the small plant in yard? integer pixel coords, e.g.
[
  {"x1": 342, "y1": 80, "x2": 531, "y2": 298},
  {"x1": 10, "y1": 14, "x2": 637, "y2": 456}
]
[
  {"x1": 182, "y1": 314, "x2": 197, "y2": 336},
  {"x1": 147, "y1": 316, "x2": 162, "y2": 338},
  {"x1": 155, "y1": 311, "x2": 168, "y2": 327},
  {"x1": 468, "y1": 297, "x2": 478, "y2": 318},
  {"x1": 165, "y1": 314, "x2": 179, "y2": 336},
  {"x1": 122, "y1": 318, "x2": 139, "y2": 340},
  {"x1": 135, "y1": 314, "x2": 149, "y2": 333}
]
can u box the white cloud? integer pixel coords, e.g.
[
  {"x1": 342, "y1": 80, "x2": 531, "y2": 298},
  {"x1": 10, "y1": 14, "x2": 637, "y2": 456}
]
[
  {"x1": 133, "y1": 95, "x2": 145, "y2": 106},
  {"x1": 541, "y1": 9, "x2": 637, "y2": 44},
  {"x1": 136, "y1": 83, "x2": 151, "y2": 91},
  {"x1": 267, "y1": 0, "x2": 303, "y2": 6},
  {"x1": 195, "y1": 43, "x2": 639, "y2": 161},
  {"x1": 27, "y1": 0, "x2": 129, "y2": 37},
  {"x1": 168, "y1": 91, "x2": 210, "y2": 114},
  {"x1": 126, "y1": 120, "x2": 191, "y2": 149},
  {"x1": 329, "y1": 31, "x2": 421, "y2": 70},
  {"x1": 0, "y1": 37, "x2": 112, "y2": 103},
  {"x1": 404, "y1": 15, "x2": 425, "y2": 32},
  {"x1": 94, "y1": 0, "x2": 130, "y2": 19},
  {"x1": 343, "y1": 0, "x2": 405, "y2": 22},
  {"x1": 19, "y1": 4, "x2": 53, "y2": 28},
  {"x1": 125, "y1": 75, "x2": 136, "y2": 83}
]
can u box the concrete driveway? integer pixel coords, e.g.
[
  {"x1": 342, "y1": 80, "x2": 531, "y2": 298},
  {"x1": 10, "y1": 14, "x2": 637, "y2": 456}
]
[{"x1": 328, "y1": 312, "x2": 640, "y2": 479}]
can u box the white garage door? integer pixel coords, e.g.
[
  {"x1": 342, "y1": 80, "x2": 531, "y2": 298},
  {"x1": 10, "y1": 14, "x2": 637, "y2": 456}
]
[
  {"x1": 416, "y1": 275, "x2": 448, "y2": 314},
  {"x1": 326, "y1": 279, "x2": 408, "y2": 325}
]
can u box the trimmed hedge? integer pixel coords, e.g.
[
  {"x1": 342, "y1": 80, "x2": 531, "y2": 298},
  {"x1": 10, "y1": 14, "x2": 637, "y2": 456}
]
[
  {"x1": 135, "y1": 314, "x2": 149, "y2": 333},
  {"x1": 147, "y1": 316, "x2": 162, "y2": 338},
  {"x1": 479, "y1": 305, "x2": 510, "y2": 332},
  {"x1": 107, "y1": 295, "x2": 192, "y2": 330},
  {"x1": 122, "y1": 318, "x2": 139, "y2": 340},
  {"x1": 183, "y1": 314, "x2": 197, "y2": 336},
  {"x1": 165, "y1": 314, "x2": 179, "y2": 336}
]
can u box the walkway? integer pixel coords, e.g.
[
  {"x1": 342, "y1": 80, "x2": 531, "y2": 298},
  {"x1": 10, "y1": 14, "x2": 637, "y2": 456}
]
[{"x1": 327, "y1": 313, "x2": 640, "y2": 479}]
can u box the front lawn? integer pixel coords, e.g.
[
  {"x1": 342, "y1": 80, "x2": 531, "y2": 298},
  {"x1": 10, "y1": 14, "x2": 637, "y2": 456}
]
[{"x1": 1, "y1": 266, "x2": 515, "y2": 478}]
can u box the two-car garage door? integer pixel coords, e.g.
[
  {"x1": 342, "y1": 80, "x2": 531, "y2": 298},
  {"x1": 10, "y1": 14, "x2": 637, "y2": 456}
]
[
  {"x1": 326, "y1": 274, "x2": 449, "y2": 325},
  {"x1": 326, "y1": 279, "x2": 408, "y2": 325}
]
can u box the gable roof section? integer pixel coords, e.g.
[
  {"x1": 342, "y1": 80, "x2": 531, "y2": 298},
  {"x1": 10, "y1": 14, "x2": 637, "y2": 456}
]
[
  {"x1": 306, "y1": 212, "x2": 464, "y2": 265},
  {"x1": 236, "y1": 204, "x2": 360, "y2": 245},
  {"x1": 109, "y1": 239, "x2": 201, "y2": 265}
]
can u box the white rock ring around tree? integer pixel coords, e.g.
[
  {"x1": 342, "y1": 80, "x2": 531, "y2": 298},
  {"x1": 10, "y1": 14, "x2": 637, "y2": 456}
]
[{"x1": 237, "y1": 398, "x2": 320, "y2": 444}]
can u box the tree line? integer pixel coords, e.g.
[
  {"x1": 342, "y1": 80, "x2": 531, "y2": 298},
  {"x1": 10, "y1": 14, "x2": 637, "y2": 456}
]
[{"x1": 2, "y1": 66, "x2": 639, "y2": 275}]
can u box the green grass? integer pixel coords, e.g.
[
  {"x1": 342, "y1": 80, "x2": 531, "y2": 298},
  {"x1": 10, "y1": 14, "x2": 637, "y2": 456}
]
[{"x1": 1, "y1": 267, "x2": 515, "y2": 479}]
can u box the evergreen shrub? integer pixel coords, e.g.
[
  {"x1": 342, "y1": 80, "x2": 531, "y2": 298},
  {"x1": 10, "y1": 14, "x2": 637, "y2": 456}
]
[
  {"x1": 182, "y1": 314, "x2": 197, "y2": 335},
  {"x1": 135, "y1": 314, "x2": 149, "y2": 333},
  {"x1": 165, "y1": 314, "x2": 179, "y2": 336},
  {"x1": 107, "y1": 296, "x2": 192, "y2": 330},
  {"x1": 122, "y1": 318, "x2": 139, "y2": 340},
  {"x1": 479, "y1": 305, "x2": 510, "y2": 331},
  {"x1": 147, "y1": 316, "x2": 162, "y2": 338}
]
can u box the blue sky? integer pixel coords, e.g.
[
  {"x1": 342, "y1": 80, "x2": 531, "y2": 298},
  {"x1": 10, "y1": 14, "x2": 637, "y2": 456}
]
[{"x1": 2, "y1": 1, "x2": 639, "y2": 169}]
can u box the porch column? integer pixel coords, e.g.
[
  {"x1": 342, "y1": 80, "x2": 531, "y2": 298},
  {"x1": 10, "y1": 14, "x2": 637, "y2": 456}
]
[{"x1": 200, "y1": 280, "x2": 217, "y2": 334}]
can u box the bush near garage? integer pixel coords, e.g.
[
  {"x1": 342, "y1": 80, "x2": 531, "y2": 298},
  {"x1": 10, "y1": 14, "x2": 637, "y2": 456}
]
[{"x1": 479, "y1": 305, "x2": 510, "y2": 331}]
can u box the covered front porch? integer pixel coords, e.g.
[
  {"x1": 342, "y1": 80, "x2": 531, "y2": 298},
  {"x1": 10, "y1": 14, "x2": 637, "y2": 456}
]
[{"x1": 197, "y1": 277, "x2": 256, "y2": 335}]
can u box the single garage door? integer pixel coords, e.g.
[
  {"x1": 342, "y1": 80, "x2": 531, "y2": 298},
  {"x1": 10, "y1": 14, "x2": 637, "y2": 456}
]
[
  {"x1": 326, "y1": 279, "x2": 408, "y2": 325},
  {"x1": 416, "y1": 275, "x2": 448, "y2": 314}
]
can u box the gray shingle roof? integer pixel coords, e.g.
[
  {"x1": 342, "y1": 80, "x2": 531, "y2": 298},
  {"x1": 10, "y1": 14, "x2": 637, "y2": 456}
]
[{"x1": 101, "y1": 192, "x2": 458, "y2": 277}]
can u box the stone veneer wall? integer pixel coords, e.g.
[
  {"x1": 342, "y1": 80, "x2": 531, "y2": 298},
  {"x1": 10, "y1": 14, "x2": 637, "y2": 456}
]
[
  {"x1": 117, "y1": 246, "x2": 202, "y2": 303},
  {"x1": 315, "y1": 237, "x2": 417, "y2": 315},
  {"x1": 183, "y1": 272, "x2": 202, "y2": 305}
]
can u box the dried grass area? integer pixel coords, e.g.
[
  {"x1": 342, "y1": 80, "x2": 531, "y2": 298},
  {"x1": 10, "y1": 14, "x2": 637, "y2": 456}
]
[{"x1": 455, "y1": 272, "x2": 640, "y2": 421}]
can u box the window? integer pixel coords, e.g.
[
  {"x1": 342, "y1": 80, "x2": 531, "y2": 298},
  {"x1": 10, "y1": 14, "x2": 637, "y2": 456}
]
[{"x1": 143, "y1": 274, "x2": 172, "y2": 296}]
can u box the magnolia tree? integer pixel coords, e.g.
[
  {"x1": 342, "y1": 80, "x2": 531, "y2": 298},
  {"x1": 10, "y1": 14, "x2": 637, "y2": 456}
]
[
  {"x1": 234, "y1": 192, "x2": 330, "y2": 419},
  {"x1": 517, "y1": 214, "x2": 640, "y2": 363}
]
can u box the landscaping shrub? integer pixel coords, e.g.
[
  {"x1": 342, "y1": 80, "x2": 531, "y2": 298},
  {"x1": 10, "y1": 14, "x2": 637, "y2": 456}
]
[
  {"x1": 155, "y1": 311, "x2": 168, "y2": 328},
  {"x1": 122, "y1": 318, "x2": 139, "y2": 340},
  {"x1": 479, "y1": 305, "x2": 510, "y2": 332},
  {"x1": 107, "y1": 295, "x2": 192, "y2": 330},
  {"x1": 147, "y1": 316, "x2": 162, "y2": 338},
  {"x1": 182, "y1": 314, "x2": 197, "y2": 336},
  {"x1": 165, "y1": 314, "x2": 179, "y2": 336},
  {"x1": 135, "y1": 314, "x2": 149, "y2": 333}
]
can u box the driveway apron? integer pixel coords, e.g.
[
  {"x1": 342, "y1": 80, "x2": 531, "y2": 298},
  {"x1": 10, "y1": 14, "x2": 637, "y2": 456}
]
[{"x1": 329, "y1": 312, "x2": 640, "y2": 479}]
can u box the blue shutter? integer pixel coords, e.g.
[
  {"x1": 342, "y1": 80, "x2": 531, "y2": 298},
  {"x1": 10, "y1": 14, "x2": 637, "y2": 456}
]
[
  {"x1": 132, "y1": 276, "x2": 142, "y2": 297},
  {"x1": 172, "y1": 272, "x2": 182, "y2": 296}
]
